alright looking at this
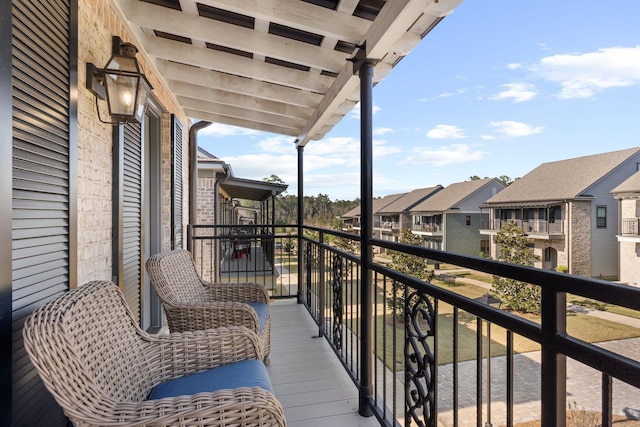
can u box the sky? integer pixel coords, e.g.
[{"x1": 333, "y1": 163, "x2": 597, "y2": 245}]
[{"x1": 198, "y1": 1, "x2": 640, "y2": 201}]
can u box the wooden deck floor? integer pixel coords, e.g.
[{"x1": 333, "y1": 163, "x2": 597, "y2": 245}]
[{"x1": 267, "y1": 298, "x2": 381, "y2": 427}]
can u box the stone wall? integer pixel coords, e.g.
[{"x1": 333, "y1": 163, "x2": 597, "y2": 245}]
[
  {"x1": 569, "y1": 201, "x2": 592, "y2": 276},
  {"x1": 76, "y1": 0, "x2": 189, "y2": 283}
]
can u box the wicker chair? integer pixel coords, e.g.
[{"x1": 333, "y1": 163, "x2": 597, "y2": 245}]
[
  {"x1": 145, "y1": 249, "x2": 272, "y2": 364},
  {"x1": 22, "y1": 280, "x2": 286, "y2": 427}
]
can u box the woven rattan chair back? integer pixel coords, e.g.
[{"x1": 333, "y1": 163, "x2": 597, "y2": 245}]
[
  {"x1": 23, "y1": 281, "x2": 157, "y2": 406},
  {"x1": 146, "y1": 249, "x2": 208, "y2": 304}
]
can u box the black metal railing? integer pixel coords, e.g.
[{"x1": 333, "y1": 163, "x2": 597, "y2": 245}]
[
  {"x1": 187, "y1": 224, "x2": 298, "y2": 298},
  {"x1": 189, "y1": 223, "x2": 640, "y2": 426}
]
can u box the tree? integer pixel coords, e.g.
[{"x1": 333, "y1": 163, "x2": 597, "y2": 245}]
[
  {"x1": 387, "y1": 228, "x2": 435, "y2": 316},
  {"x1": 491, "y1": 221, "x2": 541, "y2": 313}
]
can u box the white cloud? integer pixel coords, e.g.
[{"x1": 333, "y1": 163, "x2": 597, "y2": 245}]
[
  {"x1": 532, "y1": 46, "x2": 640, "y2": 98},
  {"x1": 490, "y1": 83, "x2": 538, "y2": 103},
  {"x1": 373, "y1": 127, "x2": 394, "y2": 136},
  {"x1": 198, "y1": 122, "x2": 261, "y2": 137},
  {"x1": 489, "y1": 120, "x2": 544, "y2": 137},
  {"x1": 305, "y1": 136, "x2": 359, "y2": 157},
  {"x1": 222, "y1": 153, "x2": 298, "y2": 181},
  {"x1": 373, "y1": 140, "x2": 402, "y2": 157},
  {"x1": 350, "y1": 102, "x2": 381, "y2": 119},
  {"x1": 438, "y1": 87, "x2": 468, "y2": 99},
  {"x1": 480, "y1": 135, "x2": 495, "y2": 140},
  {"x1": 400, "y1": 144, "x2": 486, "y2": 167},
  {"x1": 426, "y1": 124, "x2": 467, "y2": 140},
  {"x1": 506, "y1": 63, "x2": 522, "y2": 70},
  {"x1": 255, "y1": 135, "x2": 297, "y2": 154}
]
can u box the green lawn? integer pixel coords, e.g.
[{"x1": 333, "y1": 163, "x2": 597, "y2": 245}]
[{"x1": 371, "y1": 279, "x2": 640, "y2": 368}]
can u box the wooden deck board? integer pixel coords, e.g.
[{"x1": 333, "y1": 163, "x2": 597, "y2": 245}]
[{"x1": 268, "y1": 299, "x2": 381, "y2": 427}]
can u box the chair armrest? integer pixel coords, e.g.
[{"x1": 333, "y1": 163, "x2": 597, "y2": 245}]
[
  {"x1": 86, "y1": 387, "x2": 286, "y2": 426},
  {"x1": 201, "y1": 281, "x2": 269, "y2": 303},
  {"x1": 162, "y1": 301, "x2": 261, "y2": 335},
  {"x1": 146, "y1": 326, "x2": 263, "y2": 379}
]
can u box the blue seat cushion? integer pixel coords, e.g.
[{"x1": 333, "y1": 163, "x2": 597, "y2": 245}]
[
  {"x1": 246, "y1": 302, "x2": 269, "y2": 333},
  {"x1": 148, "y1": 359, "x2": 273, "y2": 400}
]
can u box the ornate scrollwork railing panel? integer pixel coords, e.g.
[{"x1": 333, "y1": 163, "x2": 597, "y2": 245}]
[
  {"x1": 405, "y1": 289, "x2": 436, "y2": 427},
  {"x1": 331, "y1": 254, "x2": 343, "y2": 350}
]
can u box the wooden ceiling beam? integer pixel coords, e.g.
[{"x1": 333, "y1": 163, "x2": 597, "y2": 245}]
[
  {"x1": 157, "y1": 60, "x2": 323, "y2": 108},
  {"x1": 144, "y1": 36, "x2": 334, "y2": 93},
  {"x1": 126, "y1": 0, "x2": 349, "y2": 72},
  {"x1": 169, "y1": 80, "x2": 312, "y2": 119}
]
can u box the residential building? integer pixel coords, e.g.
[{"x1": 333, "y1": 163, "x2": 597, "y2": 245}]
[
  {"x1": 340, "y1": 204, "x2": 361, "y2": 232},
  {"x1": 374, "y1": 186, "x2": 443, "y2": 243},
  {"x1": 411, "y1": 178, "x2": 505, "y2": 256},
  {"x1": 612, "y1": 171, "x2": 640, "y2": 286},
  {"x1": 349, "y1": 193, "x2": 406, "y2": 234},
  {"x1": 481, "y1": 147, "x2": 640, "y2": 278}
]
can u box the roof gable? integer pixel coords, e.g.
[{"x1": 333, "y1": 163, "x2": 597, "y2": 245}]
[
  {"x1": 377, "y1": 186, "x2": 443, "y2": 213},
  {"x1": 412, "y1": 178, "x2": 503, "y2": 212},
  {"x1": 485, "y1": 147, "x2": 640, "y2": 204},
  {"x1": 612, "y1": 170, "x2": 640, "y2": 194}
]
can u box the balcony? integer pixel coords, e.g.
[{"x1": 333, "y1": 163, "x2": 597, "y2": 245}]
[
  {"x1": 412, "y1": 222, "x2": 443, "y2": 235},
  {"x1": 622, "y1": 218, "x2": 640, "y2": 236},
  {"x1": 189, "y1": 224, "x2": 640, "y2": 427},
  {"x1": 482, "y1": 219, "x2": 564, "y2": 239},
  {"x1": 375, "y1": 220, "x2": 400, "y2": 230}
]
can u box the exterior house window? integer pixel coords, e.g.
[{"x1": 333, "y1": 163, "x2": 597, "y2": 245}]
[
  {"x1": 597, "y1": 206, "x2": 607, "y2": 228},
  {"x1": 480, "y1": 239, "x2": 490, "y2": 256},
  {"x1": 466, "y1": 215, "x2": 471, "y2": 226},
  {"x1": 544, "y1": 247, "x2": 552, "y2": 262}
]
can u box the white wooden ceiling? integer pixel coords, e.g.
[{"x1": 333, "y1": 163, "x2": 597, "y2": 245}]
[{"x1": 117, "y1": 0, "x2": 462, "y2": 146}]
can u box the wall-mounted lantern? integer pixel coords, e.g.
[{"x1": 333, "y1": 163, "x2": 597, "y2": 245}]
[{"x1": 86, "y1": 36, "x2": 152, "y2": 124}]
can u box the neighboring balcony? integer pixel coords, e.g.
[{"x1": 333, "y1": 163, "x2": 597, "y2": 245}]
[
  {"x1": 622, "y1": 217, "x2": 640, "y2": 236},
  {"x1": 481, "y1": 219, "x2": 564, "y2": 239},
  {"x1": 375, "y1": 219, "x2": 400, "y2": 230},
  {"x1": 412, "y1": 222, "x2": 443, "y2": 235}
]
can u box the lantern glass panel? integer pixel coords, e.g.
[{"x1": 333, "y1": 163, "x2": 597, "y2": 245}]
[{"x1": 104, "y1": 72, "x2": 139, "y2": 117}]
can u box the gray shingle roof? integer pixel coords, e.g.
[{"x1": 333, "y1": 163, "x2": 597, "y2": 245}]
[
  {"x1": 611, "y1": 170, "x2": 640, "y2": 194},
  {"x1": 377, "y1": 186, "x2": 443, "y2": 213},
  {"x1": 341, "y1": 193, "x2": 406, "y2": 218},
  {"x1": 484, "y1": 147, "x2": 640, "y2": 205},
  {"x1": 411, "y1": 178, "x2": 503, "y2": 212}
]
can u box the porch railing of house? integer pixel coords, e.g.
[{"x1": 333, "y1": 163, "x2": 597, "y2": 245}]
[
  {"x1": 621, "y1": 217, "x2": 640, "y2": 236},
  {"x1": 187, "y1": 224, "x2": 299, "y2": 298},
  {"x1": 411, "y1": 223, "x2": 443, "y2": 233},
  {"x1": 488, "y1": 219, "x2": 564, "y2": 235},
  {"x1": 188, "y1": 223, "x2": 640, "y2": 427}
]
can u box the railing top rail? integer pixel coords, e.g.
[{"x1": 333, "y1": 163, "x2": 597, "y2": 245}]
[{"x1": 371, "y1": 237, "x2": 640, "y2": 311}]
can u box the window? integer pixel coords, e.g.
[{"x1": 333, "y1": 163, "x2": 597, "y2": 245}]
[
  {"x1": 544, "y1": 247, "x2": 552, "y2": 262},
  {"x1": 597, "y1": 206, "x2": 607, "y2": 228},
  {"x1": 480, "y1": 239, "x2": 490, "y2": 255},
  {"x1": 466, "y1": 215, "x2": 471, "y2": 226}
]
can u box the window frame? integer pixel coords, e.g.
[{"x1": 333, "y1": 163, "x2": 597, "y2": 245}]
[{"x1": 596, "y1": 206, "x2": 607, "y2": 228}]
